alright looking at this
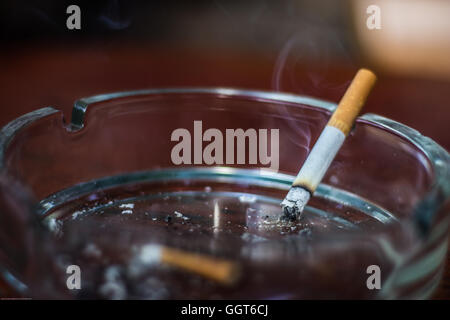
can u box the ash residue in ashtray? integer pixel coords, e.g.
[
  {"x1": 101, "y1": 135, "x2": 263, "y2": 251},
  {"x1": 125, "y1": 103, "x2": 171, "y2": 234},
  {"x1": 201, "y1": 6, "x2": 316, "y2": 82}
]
[
  {"x1": 163, "y1": 210, "x2": 191, "y2": 224},
  {"x1": 39, "y1": 192, "x2": 354, "y2": 299},
  {"x1": 244, "y1": 208, "x2": 311, "y2": 238}
]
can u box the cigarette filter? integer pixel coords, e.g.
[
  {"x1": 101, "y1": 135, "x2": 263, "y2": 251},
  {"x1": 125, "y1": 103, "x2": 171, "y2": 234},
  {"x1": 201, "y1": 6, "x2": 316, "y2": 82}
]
[{"x1": 135, "y1": 244, "x2": 240, "y2": 285}]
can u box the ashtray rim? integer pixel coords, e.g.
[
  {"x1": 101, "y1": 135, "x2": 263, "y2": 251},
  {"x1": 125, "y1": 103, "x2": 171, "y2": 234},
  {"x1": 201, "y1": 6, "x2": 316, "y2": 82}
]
[{"x1": 1, "y1": 87, "x2": 448, "y2": 232}]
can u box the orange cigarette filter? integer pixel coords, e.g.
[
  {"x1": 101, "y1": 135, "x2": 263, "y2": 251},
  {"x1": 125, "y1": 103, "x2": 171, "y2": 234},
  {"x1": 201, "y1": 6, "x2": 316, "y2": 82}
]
[
  {"x1": 161, "y1": 246, "x2": 240, "y2": 285},
  {"x1": 327, "y1": 68, "x2": 377, "y2": 136}
]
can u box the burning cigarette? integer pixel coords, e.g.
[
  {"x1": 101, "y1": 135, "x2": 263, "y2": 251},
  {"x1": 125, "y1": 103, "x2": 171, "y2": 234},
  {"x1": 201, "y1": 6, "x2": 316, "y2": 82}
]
[
  {"x1": 281, "y1": 68, "x2": 377, "y2": 220},
  {"x1": 134, "y1": 244, "x2": 240, "y2": 285}
]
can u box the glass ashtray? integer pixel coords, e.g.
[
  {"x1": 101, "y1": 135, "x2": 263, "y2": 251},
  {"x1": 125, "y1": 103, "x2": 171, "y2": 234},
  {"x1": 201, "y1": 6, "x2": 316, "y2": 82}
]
[{"x1": 0, "y1": 88, "x2": 449, "y2": 299}]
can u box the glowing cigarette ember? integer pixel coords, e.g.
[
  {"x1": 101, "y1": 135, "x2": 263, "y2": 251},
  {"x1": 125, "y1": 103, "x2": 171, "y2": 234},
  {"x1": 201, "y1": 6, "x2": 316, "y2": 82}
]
[{"x1": 281, "y1": 68, "x2": 377, "y2": 220}]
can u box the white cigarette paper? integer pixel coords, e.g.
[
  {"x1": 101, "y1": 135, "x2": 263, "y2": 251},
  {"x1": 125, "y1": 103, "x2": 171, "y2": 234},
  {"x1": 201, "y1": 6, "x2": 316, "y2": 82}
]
[{"x1": 293, "y1": 126, "x2": 345, "y2": 191}]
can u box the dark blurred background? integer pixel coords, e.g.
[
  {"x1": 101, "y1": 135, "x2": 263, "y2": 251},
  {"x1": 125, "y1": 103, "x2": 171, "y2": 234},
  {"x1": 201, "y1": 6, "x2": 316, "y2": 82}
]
[
  {"x1": 0, "y1": 0, "x2": 449, "y2": 144},
  {"x1": 0, "y1": 0, "x2": 449, "y2": 298},
  {"x1": 1, "y1": 0, "x2": 449, "y2": 151}
]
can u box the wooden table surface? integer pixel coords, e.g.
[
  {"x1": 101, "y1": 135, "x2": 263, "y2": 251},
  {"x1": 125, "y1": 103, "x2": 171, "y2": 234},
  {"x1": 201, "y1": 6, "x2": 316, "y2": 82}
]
[{"x1": 0, "y1": 44, "x2": 449, "y2": 299}]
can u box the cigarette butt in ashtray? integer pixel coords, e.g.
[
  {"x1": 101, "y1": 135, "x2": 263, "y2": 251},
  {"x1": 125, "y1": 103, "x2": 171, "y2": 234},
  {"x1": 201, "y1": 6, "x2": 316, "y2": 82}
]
[
  {"x1": 281, "y1": 68, "x2": 377, "y2": 220},
  {"x1": 133, "y1": 244, "x2": 240, "y2": 285}
]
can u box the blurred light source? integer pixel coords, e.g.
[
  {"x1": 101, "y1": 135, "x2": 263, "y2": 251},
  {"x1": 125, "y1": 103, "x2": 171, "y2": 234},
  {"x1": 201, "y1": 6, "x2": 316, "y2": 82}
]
[{"x1": 351, "y1": 0, "x2": 450, "y2": 80}]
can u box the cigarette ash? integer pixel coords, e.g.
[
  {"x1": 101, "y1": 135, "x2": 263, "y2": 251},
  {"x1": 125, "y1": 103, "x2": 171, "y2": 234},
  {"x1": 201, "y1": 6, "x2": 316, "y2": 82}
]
[
  {"x1": 82, "y1": 243, "x2": 102, "y2": 259},
  {"x1": 119, "y1": 203, "x2": 134, "y2": 209},
  {"x1": 99, "y1": 266, "x2": 127, "y2": 300},
  {"x1": 119, "y1": 203, "x2": 134, "y2": 215},
  {"x1": 127, "y1": 244, "x2": 162, "y2": 278},
  {"x1": 253, "y1": 215, "x2": 302, "y2": 234},
  {"x1": 245, "y1": 205, "x2": 314, "y2": 238},
  {"x1": 174, "y1": 211, "x2": 190, "y2": 221},
  {"x1": 157, "y1": 210, "x2": 193, "y2": 226},
  {"x1": 131, "y1": 277, "x2": 169, "y2": 299},
  {"x1": 97, "y1": 246, "x2": 170, "y2": 300},
  {"x1": 280, "y1": 187, "x2": 310, "y2": 221}
]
